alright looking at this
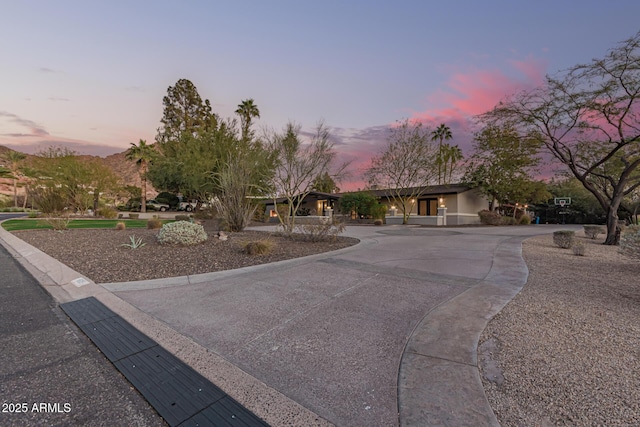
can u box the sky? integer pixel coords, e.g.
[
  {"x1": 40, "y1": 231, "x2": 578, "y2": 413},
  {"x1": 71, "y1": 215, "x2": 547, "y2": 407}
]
[{"x1": 1, "y1": 1, "x2": 639, "y2": 190}]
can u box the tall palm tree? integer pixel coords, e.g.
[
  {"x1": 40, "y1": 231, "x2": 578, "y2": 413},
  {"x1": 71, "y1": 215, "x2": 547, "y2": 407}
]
[
  {"x1": 235, "y1": 98, "x2": 260, "y2": 141},
  {"x1": 431, "y1": 123, "x2": 453, "y2": 185},
  {"x1": 6, "y1": 151, "x2": 26, "y2": 207},
  {"x1": 441, "y1": 144, "x2": 463, "y2": 185},
  {"x1": 125, "y1": 139, "x2": 155, "y2": 213}
]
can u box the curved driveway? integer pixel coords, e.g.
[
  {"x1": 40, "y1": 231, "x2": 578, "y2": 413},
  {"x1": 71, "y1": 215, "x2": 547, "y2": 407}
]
[{"x1": 104, "y1": 224, "x2": 577, "y2": 426}]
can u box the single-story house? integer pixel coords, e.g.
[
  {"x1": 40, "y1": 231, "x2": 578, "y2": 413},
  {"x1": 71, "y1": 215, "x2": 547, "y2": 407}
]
[
  {"x1": 263, "y1": 184, "x2": 489, "y2": 225},
  {"x1": 364, "y1": 184, "x2": 489, "y2": 225},
  {"x1": 264, "y1": 191, "x2": 341, "y2": 221}
]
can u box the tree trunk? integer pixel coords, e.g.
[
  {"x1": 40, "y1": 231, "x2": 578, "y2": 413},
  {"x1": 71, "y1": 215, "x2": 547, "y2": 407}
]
[
  {"x1": 13, "y1": 179, "x2": 18, "y2": 208},
  {"x1": 603, "y1": 197, "x2": 623, "y2": 245}
]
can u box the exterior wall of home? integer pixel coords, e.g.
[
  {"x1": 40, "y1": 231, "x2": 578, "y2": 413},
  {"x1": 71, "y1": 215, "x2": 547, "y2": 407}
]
[{"x1": 446, "y1": 189, "x2": 489, "y2": 225}]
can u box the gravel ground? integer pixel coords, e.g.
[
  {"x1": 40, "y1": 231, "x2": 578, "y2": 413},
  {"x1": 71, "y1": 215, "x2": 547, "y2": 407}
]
[
  {"x1": 13, "y1": 221, "x2": 359, "y2": 283},
  {"x1": 479, "y1": 231, "x2": 640, "y2": 426}
]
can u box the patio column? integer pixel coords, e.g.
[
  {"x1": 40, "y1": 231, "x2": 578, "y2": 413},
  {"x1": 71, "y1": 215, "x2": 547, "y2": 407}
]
[{"x1": 437, "y1": 207, "x2": 447, "y2": 226}]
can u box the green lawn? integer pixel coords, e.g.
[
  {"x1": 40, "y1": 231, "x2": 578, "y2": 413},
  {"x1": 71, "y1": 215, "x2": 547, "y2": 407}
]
[{"x1": 1, "y1": 219, "x2": 172, "y2": 232}]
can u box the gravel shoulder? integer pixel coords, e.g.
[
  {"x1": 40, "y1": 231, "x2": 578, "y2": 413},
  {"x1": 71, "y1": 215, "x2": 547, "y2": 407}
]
[
  {"x1": 479, "y1": 231, "x2": 640, "y2": 426},
  {"x1": 12, "y1": 221, "x2": 359, "y2": 283}
]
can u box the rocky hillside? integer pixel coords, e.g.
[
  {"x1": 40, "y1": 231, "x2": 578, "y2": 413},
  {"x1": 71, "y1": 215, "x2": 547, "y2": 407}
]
[{"x1": 0, "y1": 146, "x2": 156, "y2": 200}]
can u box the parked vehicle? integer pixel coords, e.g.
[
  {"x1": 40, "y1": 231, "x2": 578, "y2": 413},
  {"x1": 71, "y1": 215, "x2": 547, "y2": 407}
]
[
  {"x1": 178, "y1": 200, "x2": 198, "y2": 212},
  {"x1": 146, "y1": 199, "x2": 170, "y2": 212}
]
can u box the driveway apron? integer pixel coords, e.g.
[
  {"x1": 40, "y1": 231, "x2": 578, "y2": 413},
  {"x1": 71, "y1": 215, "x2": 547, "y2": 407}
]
[{"x1": 111, "y1": 225, "x2": 576, "y2": 427}]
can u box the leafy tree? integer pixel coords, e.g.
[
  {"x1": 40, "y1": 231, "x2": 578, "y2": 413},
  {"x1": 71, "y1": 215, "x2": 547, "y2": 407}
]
[
  {"x1": 485, "y1": 32, "x2": 640, "y2": 244},
  {"x1": 431, "y1": 123, "x2": 453, "y2": 185},
  {"x1": 86, "y1": 158, "x2": 120, "y2": 215},
  {"x1": 125, "y1": 139, "x2": 156, "y2": 213},
  {"x1": 156, "y1": 78, "x2": 216, "y2": 145},
  {"x1": 235, "y1": 98, "x2": 260, "y2": 142},
  {"x1": 545, "y1": 177, "x2": 606, "y2": 224},
  {"x1": 365, "y1": 119, "x2": 438, "y2": 224},
  {"x1": 312, "y1": 171, "x2": 340, "y2": 193},
  {"x1": 268, "y1": 121, "x2": 346, "y2": 235},
  {"x1": 463, "y1": 122, "x2": 549, "y2": 209},
  {"x1": 338, "y1": 192, "x2": 378, "y2": 218},
  {"x1": 440, "y1": 143, "x2": 463, "y2": 185}
]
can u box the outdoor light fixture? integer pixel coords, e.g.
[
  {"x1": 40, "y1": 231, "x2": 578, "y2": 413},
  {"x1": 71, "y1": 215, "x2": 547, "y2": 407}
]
[{"x1": 439, "y1": 197, "x2": 444, "y2": 207}]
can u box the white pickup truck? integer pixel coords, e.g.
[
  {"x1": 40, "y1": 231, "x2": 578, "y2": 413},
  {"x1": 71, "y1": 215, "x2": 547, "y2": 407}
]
[{"x1": 178, "y1": 200, "x2": 198, "y2": 212}]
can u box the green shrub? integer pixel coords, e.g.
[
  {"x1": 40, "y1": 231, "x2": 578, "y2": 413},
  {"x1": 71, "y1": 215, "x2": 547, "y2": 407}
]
[
  {"x1": 478, "y1": 210, "x2": 502, "y2": 226},
  {"x1": 97, "y1": 207, "x2": 118, "y2": 219},
  {"x1": 518, "y1": 214, "x2": 531, "y2": 225},
  {"x1": 157, "y1": 221, "x2": 208, "y2": 246},
  {"x1": 572, "y1": 242, "x2": 586, "y2": 256},
  {"x1": 147, "y1": 218, "x2": 163, "y2": 229},
  {"x1": 583, "y1": 225, "x2": 605, "y2": 239},
  {"x1": 619, "y1": 225, "x2": 640, "y2": 259},
  {"x1": 28, "y1": 211, "x2": 39, "y2": 218},
  {"x1": 553, "y1": 230, "x2": 575, "y2": 249},
  {"x1": 115, "y1": 221, "x2": 126, "y2": 230},
  {"x1": 175, "y1": 214, "x2": 191, "y2": 221},
  {"x1": 244, "y1": 239, "x2": 275, "y2": 255},
  {"x1": 502, "y1": 216, "x2": 517, "y2": 225}
]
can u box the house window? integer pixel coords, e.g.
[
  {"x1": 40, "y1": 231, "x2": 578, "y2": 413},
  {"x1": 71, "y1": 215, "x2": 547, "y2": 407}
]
[{"x1": 269, "y1": 209, "x2": 278, "y2": 218}]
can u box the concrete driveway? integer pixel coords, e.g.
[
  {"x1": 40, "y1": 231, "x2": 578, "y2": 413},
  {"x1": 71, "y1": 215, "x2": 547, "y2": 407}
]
[{"x1": 103, "y1": 224, "x2": 577, "y2": 426}]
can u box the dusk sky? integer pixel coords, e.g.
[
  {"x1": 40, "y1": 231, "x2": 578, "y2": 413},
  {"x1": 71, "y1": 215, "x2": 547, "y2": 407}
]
[{"x1": 2, "y1": 1, "x2": 639, "y2": 190}]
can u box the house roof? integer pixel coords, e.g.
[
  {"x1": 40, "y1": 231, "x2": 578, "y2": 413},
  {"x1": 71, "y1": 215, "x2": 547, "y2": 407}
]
[
  {"x1": 337, "y1": 183, "x2": 472, "y2": 199},
  {"x1": 266, "y1": 191, "x2": 341, "y2": 205}
]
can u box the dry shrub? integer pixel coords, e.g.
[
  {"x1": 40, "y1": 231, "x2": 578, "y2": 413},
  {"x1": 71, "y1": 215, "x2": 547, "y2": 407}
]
[
  {"x1": 244, "y1": 239, "x2": 275, "y2": 255},
  {"x1": 619, "y1": 225, "x2": 640, "y2": 259},
  {"x1": 502, "y1": 216, "x2": 517, "y2": 225},
  {"x1": 478, "y1": 210, "x2": 502, "y2": 226},
  {"x1": 147, "y1": 218, "x2": 163, "y2": 229},
  {"x1": 374, "y1": 219, "x2": 383, "y2": 226},
  {"x1": 572, "y1": 242, "x2": 586, "y2": 256},
  {"x1": 41, "y1": 213, "x2": 72, "y2": 231},
  {"x1": 518, "y1": 214, "x2": 531, "y2": 225},
  {"x1": 293, "y1": 220, "x2": 346, "y2": 242},
  {"x1": 553, "y1": 230, "x2": 575, "y2": 249},
  {"x1": 583, "y1": 225, "x2": 606, "y2": 239},
  {"x1": 97, "y1": 207, "x2": 118, "y2": 219},
  {"x1": 115, "y1": 221, "x2": 126, "y2": 230}
]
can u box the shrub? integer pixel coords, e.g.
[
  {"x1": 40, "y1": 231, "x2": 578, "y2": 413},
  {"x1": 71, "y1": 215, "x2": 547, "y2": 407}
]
[
  {"x1": 293, "y1": 220, "x2": 346, "y2": 242},
  {"x1": 572, "y1": 242, "x2": 586, "y2": 256},
  {"x1": 374, "y1": 219, "x2": 383, "y2": 226},
  {"x1": 128, "y1": 213, "x2": 139, "y2": 219},
  {"x1": 518, "y1": 214, "x2": 531, "y2": 225},
  {"x1": 244, "y1": 239, "x2": 275, "y2": 255},
  {"x1": 42, "y1": 213, "x2": 71, "y2": 231},
  {"x1": 583, "y1": 225, "x2": 606, "y2": 240},
  {"x1": 157, "y1": 221, "x2": 208, "y2": 246},
  {"x1": 502, "y1": 216, "x2": 517, "y2": 225},
  {"x1": 121, "y1": 235, "x2": 146, "y2": 249},
  {"x1": 115, "y1": 221, "x2": 126, "y2": 230},
  {"x1": 147, "y1": 218, "x2": 163, "y2": 229},
  {"x1": 97, "y1": 207, "x2": 118, "y2": 219},
  {"x1": 619, "y1": 225, "x2": 640, "y2": 259},
  {"x1": 478, "y1": 210, "x2": 502, "y2": 226},
  {"x1": 194, "y1": 207, "x2": 216, "y2": 220},
  {"x1": 175, "y1": 214, "x2": 191, "y2": 221},
  {"x1": 553, "y1": 230, "x2": 575, "y2": 249}
]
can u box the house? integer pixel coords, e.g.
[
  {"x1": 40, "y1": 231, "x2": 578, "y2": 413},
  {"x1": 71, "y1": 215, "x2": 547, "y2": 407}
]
[
  {"x1": 264, "y1": 191, "x2": 340, "y2": 221},
  {"x1": 263, "y1": 184, "x2": 489, "y2": 225},
  {"x1": 363, "y1": 184, "x2": 488, "y2": 225}
]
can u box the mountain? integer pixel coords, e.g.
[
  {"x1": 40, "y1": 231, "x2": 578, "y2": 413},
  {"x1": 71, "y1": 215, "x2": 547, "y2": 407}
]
[{"x1": 0, "y1": 145, "x2": 157, "y2": 200}]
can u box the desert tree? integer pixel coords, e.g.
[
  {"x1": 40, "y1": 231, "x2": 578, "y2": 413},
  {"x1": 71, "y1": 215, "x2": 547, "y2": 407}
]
[
  {"x1": 267, "y1": 121, "x2": 346, "y2": 235},
  {"x1": 463, "y1": 121, "x2": 549, "y2": 210},
  {"x1": 485, "y1": 31, "x2": 640, "y2": 244},
  {"x1": 365, "y1": 119, "x2": 438, "y2": 224},
  {"x1": 125, "y1": 139, "x2": 156, "y2": 213}
]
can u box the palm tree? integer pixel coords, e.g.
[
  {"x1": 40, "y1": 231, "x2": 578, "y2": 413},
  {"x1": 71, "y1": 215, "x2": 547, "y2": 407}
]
[
  {"x1": 125, "y1": 139, "x2": 155, "y2": 213},
  {"x1": 235, "y1": 98, "x2": 260, "y2": 141},
  {"x1": 431, "y1": 123, "x2": 453, "y2": 185},
  {"x1": 4, "y1": 151, "x2": 26, "y2": 207},
  {"x1": 441, "y1": 144, "x2": 463, "y2": 185}
]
